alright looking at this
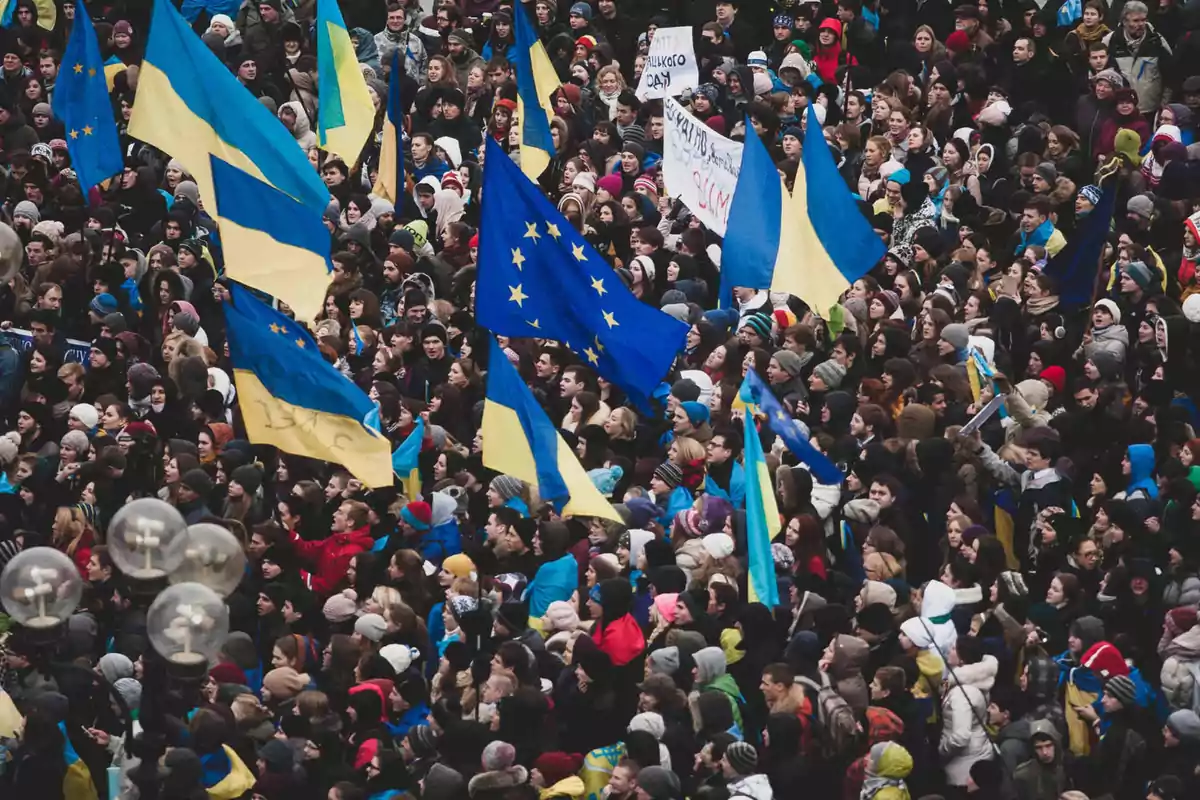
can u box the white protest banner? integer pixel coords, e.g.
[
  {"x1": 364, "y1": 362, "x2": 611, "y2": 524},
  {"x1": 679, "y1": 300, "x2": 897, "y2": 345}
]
[
  {"x1": 662, "y1": 96, "x2": 743, "y2": 236},
  {"x1": 635, "y1": 27, "x2": 699, "y2": 101}
]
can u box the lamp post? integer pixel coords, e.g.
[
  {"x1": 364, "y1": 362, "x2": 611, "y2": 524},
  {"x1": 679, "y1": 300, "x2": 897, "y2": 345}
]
[{"x1": 1, "y1": 499, "x2": 247, "y2": 799}]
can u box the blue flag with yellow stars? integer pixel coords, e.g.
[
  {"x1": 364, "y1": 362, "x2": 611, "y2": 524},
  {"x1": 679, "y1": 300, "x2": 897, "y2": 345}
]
[
  {"x1": 476, "y1": 138, "x2": 688, "y2": 411},
  {"x1": 223, "y1": 282, "x2": 393, "y2": 488},
  {"x1": 739, "y1": 370, "x2": 844, "y2": 486},
  {"x1": 51, "y1": 0, "x2": 122, "y2": 190}
]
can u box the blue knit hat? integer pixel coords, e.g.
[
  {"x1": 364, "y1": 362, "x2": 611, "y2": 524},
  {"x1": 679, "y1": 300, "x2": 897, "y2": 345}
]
[
  {"x1": 680, "y1": 401, "x2": 710, "y2": 426},
  {"x1": 1079, "y1": 184, "x2": 1102, "y2": 206},
  {"x1": 739, "y1": 313, "x2": 772, "y2": 342},
  {"x1": 773, "y1": 14, "x2": 794, "y2": 28},
  {"x1": 90, "y1": 293, "x2": 119, "y2": 316}
]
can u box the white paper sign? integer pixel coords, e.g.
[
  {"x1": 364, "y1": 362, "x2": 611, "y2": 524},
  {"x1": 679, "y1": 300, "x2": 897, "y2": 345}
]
[
  {"x1": 635, "y1": 27, "x2": 699, "y2": 101},
  {"x1": 662, "y1": 96, "x2": 744, "y2": 236}
]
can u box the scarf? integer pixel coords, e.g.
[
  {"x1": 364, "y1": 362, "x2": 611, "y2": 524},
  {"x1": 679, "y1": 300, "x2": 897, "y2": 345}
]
[
  {"x1": 1025, "y1": 294, "x2": 1060, "y2": 316},
  {"x1": 1073, "y1": 22, "x2": 1110, "y2": 44},
  {"x1": 1016, "y1": 217, "x2": 1055, "y2": 253},
  {"x1": 596, "y1": 88, "x2": 621, "y2": 121}
]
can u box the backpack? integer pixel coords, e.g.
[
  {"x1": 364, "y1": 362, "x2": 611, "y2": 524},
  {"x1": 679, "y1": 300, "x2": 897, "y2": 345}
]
[{"x1": 799, "y1": 678, "x2": 860, "y2": 758}]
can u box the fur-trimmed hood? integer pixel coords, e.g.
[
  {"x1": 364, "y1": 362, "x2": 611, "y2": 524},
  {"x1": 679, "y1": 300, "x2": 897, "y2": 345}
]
[{"x1": 468, "y1": 766, "x2": 530, "y2": 797}]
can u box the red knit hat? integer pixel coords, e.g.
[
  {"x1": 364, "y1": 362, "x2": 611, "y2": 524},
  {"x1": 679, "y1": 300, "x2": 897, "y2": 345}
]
[
  {"x1": 1168, "y1": 606, "x2": 1199, "y2": 634},
  {"x1": 1039, "y1": 365, "x2": 1066, "y2": 395},
  {"x1": 401, "y1": 501, "x2": 432, "y2": 530},
  {"x1": 946, "y1": 30, "x2": 971, "y2": 54},
  {"x1": 534, "y1": 752, "x2": 584, "y2": 786},
  {"x1": 1082, "y1": 641, "x2": 1129, "y2": 679},
  {"x1": 209, "y1": 661, "x2": 248, "y2": 685},
  {"x1": 495, "y1": 98, "x2": 517, "y2": 113},
  {"x1": 469, "y1": 233, "x2": 480, "y2": 248}
]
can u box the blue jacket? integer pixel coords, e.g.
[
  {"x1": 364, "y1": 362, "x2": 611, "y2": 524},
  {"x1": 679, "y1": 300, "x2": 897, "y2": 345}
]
[
  {"x1": 525, "y1": 553, "x2": 578, "y2": 616},
  {"x1": 420, "y1": 521, "x2": 461, "y2": 566},
  {"x1": 703, "y1": 462, "x2": 746, "y2": 508}
]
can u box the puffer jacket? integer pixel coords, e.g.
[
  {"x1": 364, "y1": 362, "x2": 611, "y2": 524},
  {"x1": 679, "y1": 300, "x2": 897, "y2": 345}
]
[
  {"x1": 939, "y1": 658, "x2": 998, "y2": 785},
  {"x1": 1083, "y1": 322, "x2": 1129, "y2": 367},
  {"x1": 1108, "y1": 24, "x2": 1172, "y2": 113},
  {"x1": 727, "y1": 772, "x2": 774, "y2": 800},
  {"x1": 1160, "y1": 626, "x2": 1200, "y2": 712},
  {"x1": 1162, "y1": 571, "x2": 1200, "y2": 608}
]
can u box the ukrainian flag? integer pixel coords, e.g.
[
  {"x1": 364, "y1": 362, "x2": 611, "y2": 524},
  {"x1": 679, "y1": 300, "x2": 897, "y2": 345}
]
[
  {"x1": 315, "y1": 0, "x2": 375, "y2": 163},
  {"x1": 200, "y1": 744, "x2": 256, "y2": 800},
  {"x1": 59, "y1": 722, "x2": 98, "y2": 800},
  {"x1": 512, "y1": 4, "x2": 559, "y2": 180},
  {"x1": 739, "y1": 381, "x2": 781, "y2": 606},
  {"x1": 372, "y1": 49, "x2": 406, "y2": 204},
  {"x1": 482, "y1": 338, "x2": 620, "y2": 521},
  {"x1": 51, "y1": 0, "x2": 122, "y2": 191},
  {"x1": 224, "y1": 282, "x2": 393, "y2": 488},
  {"x1": 130, "y1": 0, "x2": 331, "y2": 319},
  {"x1": 392, "y1": 416, "x2": 425, "y2": 502},
  {"x1": 740, "y1": 370, "x2": 843, "y2": 485},
  {"x1": 721, "y1": 106, "x2": 885, "y2": 314}
]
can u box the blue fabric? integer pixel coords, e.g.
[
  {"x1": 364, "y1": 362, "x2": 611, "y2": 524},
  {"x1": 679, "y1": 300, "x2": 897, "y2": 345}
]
[
  {"x1": 525, "y1": 553, "x2": 578, "y2": 616},
  {"x1": 703, "y1": 462, "x2": 746, "y2": 508},
  {"x1": 384, "y1": 702, "x2": 430, "y2": 739},
  {"x1": 660, "y1": 486, "x2": 694, "y2": 527},
  {"x1": 199, "y1": 746, "x2": 232, "y2": 788},
  {"x1": 1045, "y1": 179, "x2": 1117, "y2": 309},
  {"x1": 180, "y1": 0, "x2": 241, "y2": 22},
  {"x1": 1125, "y1": 443, "x2": 1159, "y2": 499},
  {"x1": 1016, "y1": 217, "x2": 1055, "y2": 254},
  {"x1": 421, "y1": 520, "x2": 462, "y2": 566}
]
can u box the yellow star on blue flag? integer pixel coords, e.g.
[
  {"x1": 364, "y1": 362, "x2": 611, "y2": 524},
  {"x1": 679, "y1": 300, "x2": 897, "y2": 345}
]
[
  {"x1": 476, "y1": 138, "x2": 687, "y2": 411},
  {"x1": 51, "y1": 0, "x2": 122, "y2": 190}
]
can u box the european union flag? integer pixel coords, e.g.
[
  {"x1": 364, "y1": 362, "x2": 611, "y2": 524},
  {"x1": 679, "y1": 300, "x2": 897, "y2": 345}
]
[
  {"x1": 224, "y1": 283, "x2": 393, "y2": 488},
  {"x1": 739, "y1": 370, "x2": 844, "y2": 485},
  {"x1": 51, "y1": 0, "x2": 122, "y2": 190},
  {"x1": 476, "y1": 137, "x2": 688, "y2": 410}
]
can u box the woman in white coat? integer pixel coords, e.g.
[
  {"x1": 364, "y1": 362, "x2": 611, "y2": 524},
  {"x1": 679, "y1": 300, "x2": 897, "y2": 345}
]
[{"x1": 938, "y1": 634, "x2": 998, "y2": 789}]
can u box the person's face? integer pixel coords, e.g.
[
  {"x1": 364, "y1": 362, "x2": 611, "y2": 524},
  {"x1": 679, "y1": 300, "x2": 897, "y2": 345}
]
[
  {"x1": 423, "y1": 335, "x2": 445, "y2": 360},
  {"x1": 1020, "y1": 207, "x2": 1043, "y2": 232},
  {"x1": 869, "y1": 482, "x2": 894, "y2": 508},
  {"x1": 1013, "y1": 38, "x2": 1032, "y2": 63},
  {"x1": 1094, "y1": 78, "x2": 1114, "y2": 100},
  {"x1": 1124, "y1": 10, "x2": 1147, "y2": 37}
]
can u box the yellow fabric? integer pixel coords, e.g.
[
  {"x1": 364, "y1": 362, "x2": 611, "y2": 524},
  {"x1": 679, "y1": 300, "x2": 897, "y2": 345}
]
[
  {"x1": 769, "y1": 164, "x2": 852, "y2": 316},
  {"x1": 1065, "y1": 682, "x2": 1098, "y2": 756},
  {"x1": 993, "y1": 505, "x2": 1019, "y2": 570},
  {"x1": 912, "y1": 649, "x2": 945, "y2": 724},
  {"x1": 721, "y1": 628, "x2": 745, "y2": 664},
  {"x1": 318, "y1": 15, "x2": 375, "y2": 162},
  {"x1": 207, "y1": 746, "x2": 256, "y2": 800},
  {"x1": 34, "y1": 0, "x2": 56, "y2": 30},
  {"x1": 0, "y1": 688, "x2": 21, "y2": 738},
  {"x1": 233, "y1": 370, "x2": 393, "y2": 487},
  {"x1": 481, "y1": 400, "x2": 621, "y2": 521},
  {"x1": 516, "y1": 37, "x2": 560, "y2": 181},
  {"x1": 64, "y1": 760, "x2": 99, "y2": 800},
  {"x1": 540, "y1": 775, "x2": 586, "y2": 800}
]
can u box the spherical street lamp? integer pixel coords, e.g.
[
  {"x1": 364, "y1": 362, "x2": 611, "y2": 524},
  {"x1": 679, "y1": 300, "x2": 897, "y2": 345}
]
[
  {"x1": 0, "y1": 547, "x2": 84, "y2": 630},
  {"x1": 107, "y1": 498, "x2": 188, "y2": 581},
  {"x1": 170, "y1": 523, "x2": 247, "y2": 598}
]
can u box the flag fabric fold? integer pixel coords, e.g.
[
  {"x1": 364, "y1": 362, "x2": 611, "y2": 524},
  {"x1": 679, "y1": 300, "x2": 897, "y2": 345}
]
[
  {"x1": 511, "y1": 4, "x2": 559, "y2": 180},
  {"x1": 482, "y1": 338, "x2": 621, "y2": 521},
  {"x1": 739, "y1": 371, "x2": 843, "y2": 485},
  {"x1": 315, "y1": 0, "x2": 375, "y2": 163},
  {"x1": 1044, "y1": 177, "x2": 1118, "y2": 310},
  {"x1": 475, "y1": 137, "x2": 687, "y2": 411},
  {"x1": 372, "y1": 49, "x2": 406, "y2": 203},
  {"x1": 740, "y1": 394, "x2": 782, "y2": 606},
  {"x1": 392, "y1": 417, "x2": 425, "y2": 502},
  {"x1": 721, "y1": 107, "x2": 885, "y2": 313},
  {"x1": 130, "y1": 0, "x2": 331, "y2": 319},
  {"x1": 223, "y1": 283, "x2": 392, "y2": 487},
  {"x1": 51, "y1": 0, "x2": 122, "y2": 191}
]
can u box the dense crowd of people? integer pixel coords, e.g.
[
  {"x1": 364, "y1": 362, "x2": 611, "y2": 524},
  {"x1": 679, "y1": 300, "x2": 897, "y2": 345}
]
[{"x1": 2, "y1": 0, "x2": 1200, "y2": 800}]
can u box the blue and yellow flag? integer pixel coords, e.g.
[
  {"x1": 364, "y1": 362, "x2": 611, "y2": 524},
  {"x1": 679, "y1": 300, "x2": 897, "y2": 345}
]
[
  {"x1": 315, "y1": 0, "x2": 374, "y2": 163},
  {"x1": 224, "y1": 282, "x2": 392, "y2": 487},
  {"x1": 722, "y1": 106, "x2": 885, "y2": 313},
  {"x1": 372, "y1": 49, "x2": 406, "y2": 204},
  {"x1": 476, "y1": 138, "x2": 687, "y2": 411},
  {"x1": 483, "y1": 338, "x2": 620, "y2": 521},
  {"x1": 51, "y1": 0, "x2": 122, "y2": 191},
  {"x1": 130, "y1": 0, "x2": 331, "y2": 319},
  {"x1": 393, "y1": 416, "x2": 425, "y2": 502},
  {"x1": 740, "y1": 370, "x2": 843, "y2": 485},
  {"x1": 511, "y1": 4, "x2": 559, "y2": 180},
  {"x1": 739, "y1": 389, "x2": 781, "y2": 606},
  {"x1": 1045, "y1": 173, "x2": 1118, "y2": 310}
]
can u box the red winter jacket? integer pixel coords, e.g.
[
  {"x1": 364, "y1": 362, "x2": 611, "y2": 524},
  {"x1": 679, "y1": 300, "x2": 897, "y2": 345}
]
[
  {"x1": 593, "y1": 614, "x2": 646, "y2": 666},
  {"x1": 290, "y1": 525, "x2": 374, "y2": 596}
]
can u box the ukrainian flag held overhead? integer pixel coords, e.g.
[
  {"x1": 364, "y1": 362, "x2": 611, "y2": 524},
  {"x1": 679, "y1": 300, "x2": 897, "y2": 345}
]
[
  {"x1": 740, "y1": 370, "x2": 843, "y2": 486},
  {"x1": 392, "y1": 416, "x2": 425, "y2": 502},
  {"x1": 372, "y1": 49, "x2": 406, "y2": 204},
  {"x1": 130, "y1": 0, "x2": 331, "y2": 319},
  {"x1": 512, "y1": 3, "x2": 559, "y2": 180},
  {"x1": 224, "y1": 282, "x2": 393, "y2": 488},
  {"x1": 476, "y1": 138, "x2": 688, "y2": 411},
  {"x1": 721, "y1": 106, "x2": 885, "y2": 314},
  {"x1": 315, "y1": 0, "x2": 375, "y2": 163},
  {"x1": 51, "y1": 0, "x2": 122, "y2": 191},
  {"x1": 738, "y1": 381, "x2": 781, "y2": 607},
  {"x1": 482, "y1": 338, "x2": 620, "y2": 521}
]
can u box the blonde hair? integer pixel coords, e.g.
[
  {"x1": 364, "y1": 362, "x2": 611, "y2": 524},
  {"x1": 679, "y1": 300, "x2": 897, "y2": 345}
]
[
  {"x1": 53, "y1": 506, "x2": 90, "y2": 555},
  {"x1": 370, "y1": 585, "x2": 404, "y2": 614},
  {"x1": 671, "y1": 436, "x2": 705, "y2": 465},
  {"x1": 607, "y1": 407, "x2": 636, "y2": 440},
  {"x1": 596, "y1": 65, "x2": 626, "y2": 90}
]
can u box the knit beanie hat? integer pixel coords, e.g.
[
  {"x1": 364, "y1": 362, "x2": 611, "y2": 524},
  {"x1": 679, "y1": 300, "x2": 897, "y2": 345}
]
[
  {"x1": 113, "y1": 677, "x2": 142, "y2": 711},
  {"x1": 679, "y1": 400, "x2": 710, "y2": 426},
  {"x1": 1123, "y1": 260, "x2": 1153, "y2": 289},
  {"x1": 654, "y1": 461, "x2": 683, "y2": 489},
  {"x1": 702, "y1": 532, "x2": 735, "y2": 559},
  {"x1": 379, "y1": 644, "x2": 417, "y2": 674},
  {"x1": 259, "y1": 739, "x2": 295, "y2": 774},
  {"x1": 263, "y1": 667, "x2": 309, "y2": 700},
  {"x1": 408, "y1": 724, "x2": 439, "y2": 757},
  {"x1": 725, "y1": 741, "x2": 758, "y2": 775},
  {"x1": 533, "y1": 752, "x2": 584, "y2": 786},
  {"x1": 60, "y1": 430, "x2": 90, "y2": 455},
  {"x1": 740, "y1": 313, "x2": 772, "y2": 342},
  {"x1": 628, "y1": 711, "x2": 666, "y2": 739},
  {"x1": 230, "y1": 464, "x2": 263, "y2": 495},
  {"x1": 940, "y1": 323, "x2": 970, "y2": 351},
  {"x1": 1104, "y1": 674, "x2": 1136, "y2": 708},
  {"x1": 647, "y1": 646, "x2": 680, "y2": 675},
  {"x1": 1079, "y1": 184, "x2": 1102, "y2": 206},
  {"x1": 1167, "y1": 709, "x2": 1200, "y2": 742},
  {"x1": 636, "y1": 766, "x2": 682, "y2": 800},
  {"x1": 441, "y1": 553, "x2": 476, "y2": 579},
  {"x1": 543, "y1": 600, "x2": 580, "y2": 632},
  {"x1": 772, "y1": 349, "x2": 803, "y2": 377},
  {"x1": 355, "y1": 613, "x2": 388, "y2": 642},
  {"x1": 323, "y1": 592, "x2": 357, "y2": 622},
  {"x1": 401, "y1": 501, "x2": 432, "y2": 531},
  {"x1": 1127, "y1": 193, "x2": 1155, "y2": 221},
  {"x1": 13, "y1": 200, "x2": 40, "y2": 223},
  {"x1": 813, "y1": 359, "x2": 847, "y2": 389},
  {"x1": 596, "y1": 174, "x2": 623, "y2": 197},
  {"x1": 180, "y1": 468, "x2": 214, "y2": 498},
  {"x1": 1093, "y1": 298, "x2": 1121, "y2": 325},
  {"x1": 70, "y1": 403, "x2": 100, "y2": 429},
  {"x1": 490, "y1": 475, "x2": 523, "y2": 501}
]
